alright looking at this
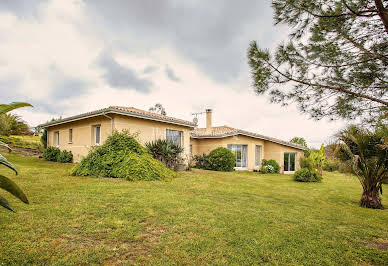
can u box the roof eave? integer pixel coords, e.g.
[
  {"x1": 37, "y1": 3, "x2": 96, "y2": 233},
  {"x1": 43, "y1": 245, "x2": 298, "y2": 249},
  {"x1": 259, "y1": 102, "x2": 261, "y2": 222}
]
[
  {"x1": 191, "y1": 132, "x2": 308, "y2": 150},
  {"x1": 38, "y1": 108, "x2": 196, "y2": 128}
]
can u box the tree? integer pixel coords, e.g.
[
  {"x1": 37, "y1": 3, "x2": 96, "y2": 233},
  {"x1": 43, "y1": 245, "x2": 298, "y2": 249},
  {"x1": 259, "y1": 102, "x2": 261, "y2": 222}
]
[
  {"x1": 290, "y1": 137, "x2": 307, "y2": 147},
  {"x1": 149, "y1": 103, "x2": 167, "y2": 115},
  {"x1": 0, "y1": 113, "x2": 30, "y2": 136},
  {"x1": 0, "y1": 102, "x2": 31, "y2": 211},
  {"x1": 336, "y1": 125, "x2": 387, "y2": 209},
  {"x1": 248, "y1": 0, "x2": 388, "y2": 124}
]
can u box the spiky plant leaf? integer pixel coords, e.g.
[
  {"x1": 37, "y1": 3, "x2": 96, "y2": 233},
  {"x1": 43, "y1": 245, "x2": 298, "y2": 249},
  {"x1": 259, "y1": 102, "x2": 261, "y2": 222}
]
[
  {"x1": 0, "y1": 140, "x2": 12, "y2": 152},
  {"x1": 0, "y1": 153, "x2": 17, "y2": 175},
  {"x1": 0, "y1": 102, "x2": 32, "y2": 114},
  {"x1": 0, "y1": 195, "x2": 14, "y2": 212},
  {"x1": 0, "y1": 175, "x2": 28, "y2": 204}
]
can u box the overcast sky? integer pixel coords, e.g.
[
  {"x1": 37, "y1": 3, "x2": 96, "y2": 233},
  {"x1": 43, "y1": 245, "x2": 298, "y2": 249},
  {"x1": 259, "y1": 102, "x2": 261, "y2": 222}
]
[{"x1": 0, "y1": 0, "x2": 347, "y2": 148}]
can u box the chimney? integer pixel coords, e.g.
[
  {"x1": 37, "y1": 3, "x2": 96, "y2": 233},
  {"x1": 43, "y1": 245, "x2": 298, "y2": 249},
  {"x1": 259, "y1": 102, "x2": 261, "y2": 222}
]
[{"x1": 206, "y1": 109, "x2": 212, "y2": 133}]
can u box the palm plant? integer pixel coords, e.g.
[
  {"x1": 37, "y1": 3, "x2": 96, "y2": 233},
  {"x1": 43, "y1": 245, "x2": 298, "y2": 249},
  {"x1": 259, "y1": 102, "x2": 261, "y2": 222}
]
[
  {"x1": 336, "y1": 125, "x2": 387, "y2": 209},
  {"x1": 0, "y1": 102, "x2": 31, "y2": 211},
  {"x1": 145, "y1": 139, "x2": 184, "y2": 169}
]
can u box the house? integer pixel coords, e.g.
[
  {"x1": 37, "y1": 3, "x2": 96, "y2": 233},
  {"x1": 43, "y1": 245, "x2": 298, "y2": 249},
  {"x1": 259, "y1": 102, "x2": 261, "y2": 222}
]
[
  {"x1": 39, "y1": 106, "x2": 307, "y2": 173},
  {"x1": 190, "y1": 109, "x2": 307, "y2": 173},
  {"x1": 39, "y1": 106, "x2": 196, "y2": 162}
]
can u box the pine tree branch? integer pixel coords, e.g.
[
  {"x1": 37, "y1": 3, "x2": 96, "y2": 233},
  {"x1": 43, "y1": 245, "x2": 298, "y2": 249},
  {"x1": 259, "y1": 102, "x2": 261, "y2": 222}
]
[
  {"x1": 374, "y1": 0, "x2": 388, "y2": 34},
  {"x1": 264, "y1": 60, "x2": 388, "y2": 106}
]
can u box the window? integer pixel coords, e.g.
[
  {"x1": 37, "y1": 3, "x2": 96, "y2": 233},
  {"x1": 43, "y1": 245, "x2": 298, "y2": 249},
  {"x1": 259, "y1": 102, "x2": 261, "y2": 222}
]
[
  {"x1": 166, "y1": 129, "x2": 182, "y2": 146},
  {"x1": 94, "y1": 125, "x2": 101, "y2": 145},
  {"x1": 54, "y1": 131, "x2": 59, "y2": 147},
  {"x1": 69, "y1": 129, "x2": 73, "y2": 143},
  {"x1": 190, "y1": 144, "x2": 192, "y2": 156},
  {"x1": 255, "y1": 145, "x2": 262, "y2": 168},
  {"x1": 227, "y1": 144, "x2": 248, "y2": 168},
  {"x1": 284, "y1": 153, "x2": 296, "y2": 172}
]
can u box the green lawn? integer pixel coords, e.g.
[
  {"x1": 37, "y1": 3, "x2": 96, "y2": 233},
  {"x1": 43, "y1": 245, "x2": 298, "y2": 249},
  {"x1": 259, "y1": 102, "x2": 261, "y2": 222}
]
[{"x1": 0, "y1": 153, "x2": 387, "y2": 265}]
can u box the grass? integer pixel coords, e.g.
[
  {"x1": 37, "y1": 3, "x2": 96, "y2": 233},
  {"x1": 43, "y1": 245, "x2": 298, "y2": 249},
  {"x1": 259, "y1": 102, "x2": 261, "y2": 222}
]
[
  {"x1": 0, "y1": 135, "x2": 42, "y2": 150},
  {"x1": 0, "y1": 152, "x2": 387, "y2": 265}
]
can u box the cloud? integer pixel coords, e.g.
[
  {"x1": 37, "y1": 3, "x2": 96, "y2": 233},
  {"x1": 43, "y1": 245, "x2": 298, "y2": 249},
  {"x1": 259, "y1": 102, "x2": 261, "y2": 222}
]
[
  {"x1": 0, "y1": 0, "x2": 347, "y2": 147},
  {"x1": 165, "y1": 66, "x2": 180, "y2": 82},
  {"x1": 98, "y1": 52, "x2": 152, "y2": 93},
  {"x1": 83, "y1": 0, "x2": 282, "y2": 83},
  {"x1": 143, "y1": 65, "x2": 159, "y2": 74}
]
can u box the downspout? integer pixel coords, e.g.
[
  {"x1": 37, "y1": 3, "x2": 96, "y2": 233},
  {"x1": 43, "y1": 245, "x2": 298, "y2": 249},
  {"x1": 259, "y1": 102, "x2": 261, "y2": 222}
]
[{"x1": 102, "y1": 112, "x2": 113, "y2": 135}]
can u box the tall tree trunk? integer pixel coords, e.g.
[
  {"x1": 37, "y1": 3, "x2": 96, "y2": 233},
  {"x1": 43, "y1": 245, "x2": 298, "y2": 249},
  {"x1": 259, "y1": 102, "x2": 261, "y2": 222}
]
[{"x1": 360, "y1": 188, "x2": 383, "y2": 209}]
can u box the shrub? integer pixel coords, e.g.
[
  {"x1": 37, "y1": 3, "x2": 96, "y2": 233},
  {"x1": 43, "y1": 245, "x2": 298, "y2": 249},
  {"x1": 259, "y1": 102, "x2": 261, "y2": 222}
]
[
  {"x1": 300, "y1": 157, "x2": 314, "y2": 170},
  {"x1": 260, "y1": 159, "x2": 280, "y2": 173},
  {"x1": 193, "y1": 153, "x2": 210, "y2": 170},
  {"x1": 207, "y1": 147, "x2": 235, "y2": 172},
  {"x1": 42, "y1": 146, "x2": 60, "y2": 162},
  {"x1": 323, "y1": 159, "x2": 340, "y2": 172},
  {"x1": 294, "y1": 168, "x2": 322, "y2": 182},
  {"x1": 260, "y1": 164, "x2": 275, "y2": 174},
  {"x1": 145, "y1": 139, "x2": 184, "y2": 169},
  {"x1": 57, "y1": 150, "x2": 73, "y2": 163},
  {"x1": 71, "y1": 131, "x2": 176, "y2": 181}
]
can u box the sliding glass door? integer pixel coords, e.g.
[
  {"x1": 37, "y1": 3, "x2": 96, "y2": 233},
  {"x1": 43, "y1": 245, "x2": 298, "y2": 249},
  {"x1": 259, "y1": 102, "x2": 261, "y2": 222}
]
[
  {"x1": 284, "y1": 152, "x2": 296, "y2": 172},
  {"x1": 227, "y1": 144, "x2": 248, "y2": 168}
]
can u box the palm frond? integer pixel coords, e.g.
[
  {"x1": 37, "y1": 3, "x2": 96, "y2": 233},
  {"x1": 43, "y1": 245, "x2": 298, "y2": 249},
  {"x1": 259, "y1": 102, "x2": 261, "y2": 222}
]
[
  {"x1": 0, "y1": 140, "x2": 12, "y2": 152},
  {"x1": 0, "y1": 153, "x2": 17, "y2": 175},
  {"x1": 0, "y1": 102, "x2": 32, "y2": 114},
  {"x1": 0, "y1": 175, "x2": 28, "y2": 204},
  {"x1": 0, "y1": 195, "x2": 15, "y2": 212}
]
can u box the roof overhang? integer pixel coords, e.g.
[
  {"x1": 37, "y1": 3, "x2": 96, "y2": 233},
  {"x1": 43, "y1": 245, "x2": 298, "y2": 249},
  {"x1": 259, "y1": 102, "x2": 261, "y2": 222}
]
[
  {"x1": 191, "y1": 132, "x2": 308, "y2": 150},
  {"x1": 38, "y1": 108, "x2": 197, "y2": 128}
]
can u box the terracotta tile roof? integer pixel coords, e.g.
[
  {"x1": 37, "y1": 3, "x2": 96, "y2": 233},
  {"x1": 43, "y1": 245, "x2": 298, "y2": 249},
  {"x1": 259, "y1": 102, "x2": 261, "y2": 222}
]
[
  {"x1": 109, "y1": 106, "x2": 196, "y2": 127},
  {"x1": 39, "y1": 106, "x2": 197, "y2": 128},
  {"x1": 191, "y1": 126, "x2": 308, "y2": 150}
]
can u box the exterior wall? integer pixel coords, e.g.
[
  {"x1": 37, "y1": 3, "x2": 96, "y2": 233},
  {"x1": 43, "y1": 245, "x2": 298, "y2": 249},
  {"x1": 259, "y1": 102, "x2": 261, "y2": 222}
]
[
  {"x1": 47, "y1": 114, "x2": 193, "y2": 162},
  {"x1": 47, "y1": 115, "x2": 112, "y2": 162},
  {"x1": 190, "y1": 136, "x2": 304, "y2": 173},
  {"x1": 263, "y1": 141, "x2": 304, "y2": 173},
  {"x1": 190, "y1": 135, "x2": 265, "y2": 171},
  {"x1": 112, "y1": 114, "x2": 191, "y2": 161}
]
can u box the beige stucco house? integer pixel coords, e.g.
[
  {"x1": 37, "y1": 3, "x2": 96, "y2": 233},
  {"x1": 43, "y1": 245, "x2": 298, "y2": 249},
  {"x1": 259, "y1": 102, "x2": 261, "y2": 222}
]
[
  {"x1": 39, "y1": 106, "x2": 196, "y2": 162},
  {"x1": 191, "y1": 109, "x2": 307, "y2": 173},
  {"x1": 39, "y1": 106, "x2": 307, "y2": 173}
]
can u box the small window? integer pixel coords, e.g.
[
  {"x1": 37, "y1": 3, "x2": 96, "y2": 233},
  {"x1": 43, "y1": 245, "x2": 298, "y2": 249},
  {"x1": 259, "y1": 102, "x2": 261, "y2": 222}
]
[
  {"x1": 166, "y1": 129, "x2": 182, "y2": 147},
  {"x1": 94, "y1": 126, "x2": 101, "y2": 145},
  {"x1": 69, "y1": 129, "x2": 73, "y2": 143},
  {"x1": 55, "y1": 131, "x2": 59, "y2": 147}
]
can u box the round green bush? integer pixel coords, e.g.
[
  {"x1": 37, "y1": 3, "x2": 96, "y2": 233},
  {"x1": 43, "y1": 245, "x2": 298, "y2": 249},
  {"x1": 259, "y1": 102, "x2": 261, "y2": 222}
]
[
  {"x1": 71, "y1": 131, "x2": 176, "y2": 181},
  {"x1": 42, "y1": 146, "x2": 60, "y2": 162},
  {"x1": 260, "y1": 159, "x2": 280, "y2": 173},
  {"x1": 57, "y1": 150, "x2": 73, "y2": 163},
  {"x1": 294, "y1": 168, "x2": 322, "y2": 182},
  {"x1": 207, "y1": 147, "x2": 235, "y2": 172}
]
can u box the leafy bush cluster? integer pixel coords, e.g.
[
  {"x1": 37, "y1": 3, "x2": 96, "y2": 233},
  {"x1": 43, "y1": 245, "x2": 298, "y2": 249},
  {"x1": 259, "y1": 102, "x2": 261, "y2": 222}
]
[
  {"x1": 0, "y1": 135, "x2": 42, "y2": 150},
  {"x1": 71, "y1": 131, "x2": 175, "y2": 181},
  {"x1": 193, "y1": 153, "x2": 210, "y2": 169},
  {"x1": 43, "y1": 147, "x2": 73, "y2": 163},
  {"x1": 145, "y1": 139, "x2": 184, "y2": 169},
  {"x1": 294, "y1": 168, "x2": 322, "y2": 182},
  {"x1": 207, "y1": 147, "x2": 235, "y2": 172},
  {"x1": 260, "y1": 159, "x2": 280, "y2": 174},
  {"x1": 194, "y1": 147, "x2": 236, "y2": 172}
]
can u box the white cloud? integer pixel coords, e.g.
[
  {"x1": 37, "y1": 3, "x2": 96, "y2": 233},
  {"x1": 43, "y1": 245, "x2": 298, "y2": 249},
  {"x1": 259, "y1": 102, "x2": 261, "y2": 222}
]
[{"x1": 1, "y1": 0, "x2": 347, "y2": 149}]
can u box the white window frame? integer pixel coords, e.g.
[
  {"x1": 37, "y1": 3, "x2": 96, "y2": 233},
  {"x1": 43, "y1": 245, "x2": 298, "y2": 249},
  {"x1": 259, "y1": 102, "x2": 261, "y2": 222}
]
[
  {"x1": 94, "y1": 125, "x2": 101, "y2": 146},
  {"x1": 255, "y1": 145, "x2": 262, "y2": 170},
  {"x1": 69, "y1": 128, "x2": 73, "y2": 144},
  {"x1": 166, "y1": 129, "x2": 182, "y2": 147},
  {"x1": 284, "y1": 152, "x2": 296, "y2": 174},
  {"x1": 54, "y1": 131, "x2": 59, "y2": 147},
  {"x1": 227, "y1": 144, "x2": 248, "y2": 170}
]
